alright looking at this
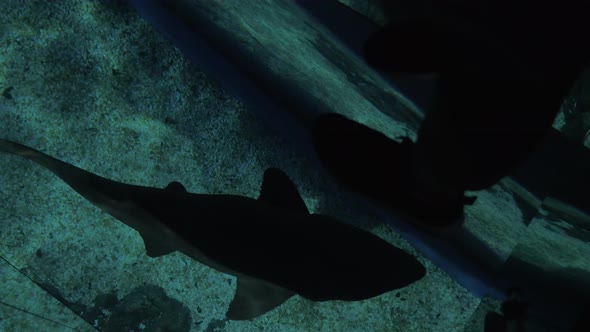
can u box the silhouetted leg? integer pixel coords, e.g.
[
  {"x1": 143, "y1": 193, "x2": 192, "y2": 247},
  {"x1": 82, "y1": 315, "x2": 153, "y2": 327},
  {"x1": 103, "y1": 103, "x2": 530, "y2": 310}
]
[
  {"x1": 363, "y1": 19, "x2": 441, "y2": 74},
  {"x1": 313, "y1": 2, "x2": 589, "y2": 231},
  {"x1": 411, "y1": 21, "x2": 585, "y2": 193},
  {"x1": 365, "y1": 0, "x2": 590, "y2": 194},
  {"x1": 312, "y1": 112, "x2": 470, "y2": 232}
]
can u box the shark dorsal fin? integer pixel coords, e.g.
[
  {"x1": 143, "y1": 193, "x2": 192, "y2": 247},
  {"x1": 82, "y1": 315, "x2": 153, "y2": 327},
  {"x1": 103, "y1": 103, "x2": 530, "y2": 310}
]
[
  {"x1": 227, "y1": 276, "x2": 295, "y2": 320},
  {"x1": 258, "y1": 168, "x2": 308, "y2": 214},
  {"x1": 165, "y1": 181, "x2": 187, "y2": 193}
]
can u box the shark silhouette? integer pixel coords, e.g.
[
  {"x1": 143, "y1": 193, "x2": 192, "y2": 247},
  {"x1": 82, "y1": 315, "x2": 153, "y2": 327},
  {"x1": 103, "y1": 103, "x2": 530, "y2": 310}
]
[{"x1": 0, "y1": 139, "x2": 426, "y2": 320}]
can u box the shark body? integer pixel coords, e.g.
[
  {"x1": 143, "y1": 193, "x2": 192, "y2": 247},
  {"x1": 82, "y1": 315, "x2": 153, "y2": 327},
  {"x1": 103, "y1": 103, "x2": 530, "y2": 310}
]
[{"x1": 0, "y1": 139, "x2": 425, "y2": 320}]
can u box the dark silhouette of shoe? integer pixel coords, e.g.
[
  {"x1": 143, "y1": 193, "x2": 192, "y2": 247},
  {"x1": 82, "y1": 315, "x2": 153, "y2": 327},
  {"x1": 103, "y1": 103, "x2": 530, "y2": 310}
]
[{"x1": 312, "y1": 113, "x2": 475, "y2": 233}]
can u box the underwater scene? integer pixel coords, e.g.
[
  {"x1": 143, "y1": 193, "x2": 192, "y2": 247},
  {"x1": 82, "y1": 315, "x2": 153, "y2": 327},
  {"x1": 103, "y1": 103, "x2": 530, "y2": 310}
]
[{"x1": 1, "y1": 0, "x2": 589, "y2": 331}]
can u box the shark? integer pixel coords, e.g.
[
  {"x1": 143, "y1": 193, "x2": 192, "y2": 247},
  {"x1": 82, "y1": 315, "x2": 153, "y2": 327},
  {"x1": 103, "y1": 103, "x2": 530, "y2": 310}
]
[{"x1": 0, "y1": 139, "x2": 426, "y2": 320}]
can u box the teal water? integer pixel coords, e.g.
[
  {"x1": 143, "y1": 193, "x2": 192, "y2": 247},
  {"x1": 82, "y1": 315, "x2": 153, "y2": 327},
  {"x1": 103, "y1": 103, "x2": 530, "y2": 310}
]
[{"x1": 1, "y1": 1, "x2": 589, "y2": 331}]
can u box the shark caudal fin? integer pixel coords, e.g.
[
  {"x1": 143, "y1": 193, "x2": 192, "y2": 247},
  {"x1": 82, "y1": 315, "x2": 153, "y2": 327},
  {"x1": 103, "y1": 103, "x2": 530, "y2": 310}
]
[
  {"x1": 0, "y1": 139, "x2": 30, "y2": 154},
  {"x1": 257, "y1": 167, "x2": 309, "y2": 214},
  {"x1": 0, "y1": 139, "x2": 109, "y2": 194},
  {"x1": 0, "y1": 139, "x2": 55, "y2": 163}
]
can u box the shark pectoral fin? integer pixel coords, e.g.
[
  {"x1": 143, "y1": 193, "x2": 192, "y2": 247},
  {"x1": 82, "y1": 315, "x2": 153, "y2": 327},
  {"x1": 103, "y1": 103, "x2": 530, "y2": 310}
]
[
  {"x1": 139, "y1": 230, "x2": 177, "y2": 258},
  {"x1": 226, "y1": 276, "x2": 295, "y2": 320},
  {"x1": 107, "y1": 201, "x2": 178, "y2": 258},
  {"x1": 165, "y1": 181, "x2": 187, "y2": 192},
  {"x1": 258, "y1": 167, "x2": 309, "y2": 213}
]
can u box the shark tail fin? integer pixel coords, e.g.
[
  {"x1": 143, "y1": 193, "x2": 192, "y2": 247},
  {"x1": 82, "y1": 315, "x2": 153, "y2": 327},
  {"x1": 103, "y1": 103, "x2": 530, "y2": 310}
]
[
  {"x1": 0, "y1": 139, "x2": 78, "y2": 176},
  {"x1": 0, "y1": 139, "x2": 124, "y2": 205},
  {"x1": 0, "y1": 139, "x2": 42, "y2": 156},
  {"x1": 258, "y1": 167, "x2": 309, "y2": 214}
]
